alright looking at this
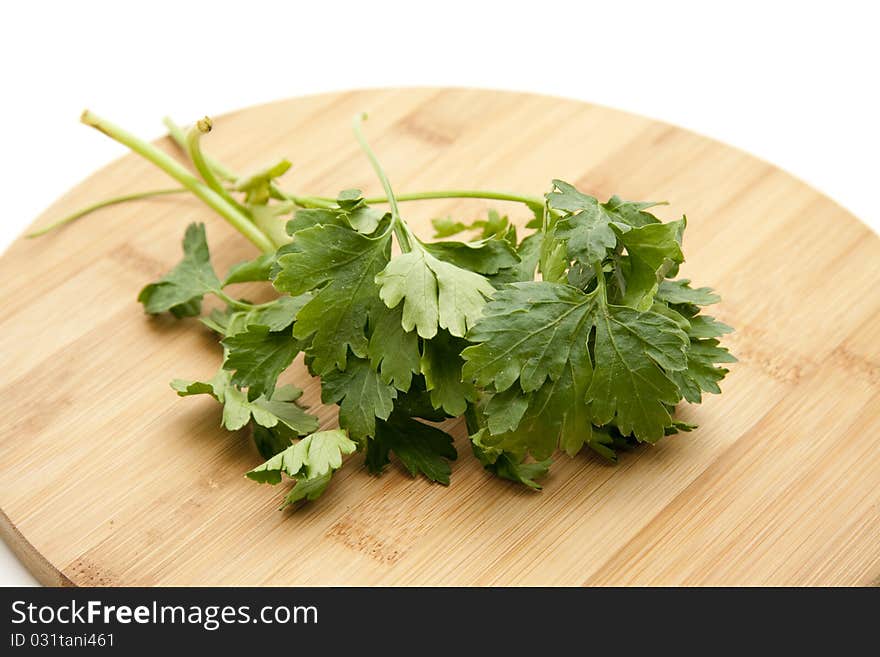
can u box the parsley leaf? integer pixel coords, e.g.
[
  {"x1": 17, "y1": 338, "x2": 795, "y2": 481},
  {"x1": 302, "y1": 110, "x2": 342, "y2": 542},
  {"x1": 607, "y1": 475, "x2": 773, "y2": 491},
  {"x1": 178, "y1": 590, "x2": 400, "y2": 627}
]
[
  {"x1": 669, "y1": 314, "x2": 737, "y2": 403},
  {"x1": 222, "y1": 325, "x2": 301, "y2": 398},
  {"x1": 423, "y1": 238, "x2": 519, "y2": 275},
  {"x1": 462, "y1": 282, "x2": 595, "y2": 394},
  {"x1": 367, "y1": 413, "x2": 458, "y2": 484},
  {"x1": 235, "y1": 159, "x2": 291, "y2": 205},
  {"x1": 320, "y1": 357, "x2": 396, "y2": 440},
  {"x1": 431, "y1": 209, "x2": 512, "y2": 240},
  {"x1": 549, "y1": 180, "x2": 621, "y2": 265},
  {"x1": 336, "y1": 189, "x2": 385, "y2": 233},
  {"x1": 420, "y1": 330, "x2": 477, "y2": 416},
  {"x1": 431, "y1": 217, "x2": 468, "y2": 238},
  {"x1": 274, "y1": 221, "x2": 392, "y2": 374},
  {"x1": 463, "y1": 279, "x2": 690, "y2": 452},
  {"x1": 587, "y1": 304, "x2": 688, "y2": 441},
  {"x1": 171, "y1": 372, "x2": 317, "y2": 436},
  {"x1": 223, "y1": 253, "x2": 276, "y2": 285},
  {"x1": 246, "y1": 429, "x2": 356, "y2": 484},
  {"x1": 470, "y1": 431, "x2": 551, "y2": 489},
  {"x1": 138, "y1": 223, "x2": 221, "y2": 317},
  {"x1": 656, "y1": 278, "x2": 721, "y2": 306},
  {"x1": 246, "y1": 429, "x2": 357, "y2": 506},
  {"x1": 368, "y1": 305, "x2": 421, "y2": 392},
  {"x1": 614, "y1": 218, "x2": 686, "y2": 310},
  {"x1": 375, "y1": 244, "x2": 495, "y2": 339}
]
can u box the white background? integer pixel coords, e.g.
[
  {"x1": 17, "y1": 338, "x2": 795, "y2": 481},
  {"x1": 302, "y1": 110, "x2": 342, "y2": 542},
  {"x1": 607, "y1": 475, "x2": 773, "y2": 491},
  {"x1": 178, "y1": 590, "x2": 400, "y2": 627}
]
[{"x1": 1, "y1": 1, "x2": 877, "y2": 585}]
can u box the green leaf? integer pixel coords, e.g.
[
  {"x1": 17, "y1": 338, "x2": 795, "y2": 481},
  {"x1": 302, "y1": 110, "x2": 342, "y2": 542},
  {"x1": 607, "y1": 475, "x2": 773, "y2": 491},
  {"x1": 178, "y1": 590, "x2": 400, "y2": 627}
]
[
  {"x1": 431, "y1": 217, "x2": 468, "y2": 238},
  {"x1": 287, "y1": 208, "x2": 347, "y2": 234},
  {"x1": 246, "y1": 429, "x2": 356, "y2": 507},
  {"x1": 244, "y1": 295, "x2": 309, "y2": 332},
  {"x1": 235, "y1": 159, "x2": 291, "y2": 205},
  {"x1": 391, "y1": 379, "x2": 451, "y2": 422},
  {"x1": 364, "y1": 436, "x2": 391, "y2": 474},
  {"x1": 274, "y1": 222, "x2": 392, "y2": 374},
  {"x1": 482, "y1": 333, "x2": 594, "y2": 459},
  {"x1": 283, "y1": 473, "x2": 333, "y2": 505},
  {"x1": 462, "y1": 282, "x2": 595, "y2": 393},
  {"x1": 171, "y1": 367, "x2": 229, "y2": 401},
  {"x1": 289, "y1": 191, "x2": 385, "y2": 235},
  {"x1": 172, "y1": 370, "x2": 316, "y2": 436},
  {"x1": 431, "y1": 209, "x2": 510, "y2": 240},
  {"x1": 669, "y1": 333, "x2": 737, "y2": 403},
  {"x1": 252, "y1": 424, "x2": 294, "y2": 460},
  {"x1": 687, "y1": 314, "x2": 734, "y2": 339},
  {"x1": 615, "y1": 218, "x2": 686, "y2": 310},
  {"x1": 221, "y1": 385, "x2": 255, "y2": 431},
  {"x1": 250, "y1": 397, "x2": 319, "y2": 434},
  {"x1": 223, "y1": 253, "x2": 276, "y2": 286},
  {"x1": 420, "y1": 331, "x2": 477, "y2": 416},
  {"x1": 656, "y1": 279, "x2": 720, "y2": 306},
  {"x1": 463, "y1": 280, "x2": 690, "y2": 447},
  {"x1": 138, "y1": 223, "x2": 221, "y2": 317},
  {"x1": 200, "y1": 308, "x2": 237, "y2": 336},
  {"x1": 376, "y1": 245, "x2": 495, "y2": 339},
  {"x1": 586, "y1": 305, "x2": 688, "y2": 442},
  {"x1": 548, "y1": 180, "x2": 620, "y2": 266},
  {"x1": 602, "y1": 195, "x2": 665, "y2": 227},
  {"x1": 246, "y1": 429, "x2": 356, "y2": 484},
  {"x1": 585, "y1": 428, "x2": 620, "y2": 462},
  {"x1": 490, "y1": 454, "x2": 551, "y2": 489},
  {"x1": 368, "y1": 305, "x2": 420, "y2": 392},
  {"x1": 617, "y1": 218, "x2": 686, "y2": 269},
  {"x1": 470, "y1": 432, "x2": 550, "y2": 489},
  {"x1": 489, "y1": 232, "x2": 540, "y2": 284},
  {"x1": 474, "y1": 209, "x2": 511, "y2": 239},
  {"x1": 335, "y1": 189, "x2": 385, "y2": 234},
  {"x1": 371, "y1": 413, "x2": 457, "y2": 484},
  {"x1": 321, "y1": 357, "x2": 396, "y2": 439},
  {"x1": 222, "y1": 325, "x2": 300, "y2": 398},
  {"x1": 423, "y1": 238, "x2": 519, "y2": 275},
  {"x1": 204, "y1": 296, "x2": 308, "y2": 337},
  {"x1": 545, "y1": 179, "x2": 600, "y2": 213}
]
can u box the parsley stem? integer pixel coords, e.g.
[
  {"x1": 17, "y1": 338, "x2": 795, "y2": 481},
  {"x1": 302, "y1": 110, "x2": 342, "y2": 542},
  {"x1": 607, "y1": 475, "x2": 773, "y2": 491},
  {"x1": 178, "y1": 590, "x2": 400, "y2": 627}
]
[
  {"x1": 214, "y1": 290, "x2": 274, "y2": 311},
  {"x1": 369, "y1": 190, "x2": 544, "y2": 209},
  {"x1": 81, "y1": 110, "x2": 276, "y2": 254},
  {"x1": 351, "y1": 113, "x2": 413, "y2": 253},
  {"x1": 26, "y1": 187, "x2": 190, "y2": 238},
  {"x1": 185, "y1": 118, "x2": 250, "y2": 217},
  {"x1": 289, "y1": 190, "x2": 544, "y2": 210},
  {"x1": 163, "y1": 116, "x2": 236, "y2": 182}
]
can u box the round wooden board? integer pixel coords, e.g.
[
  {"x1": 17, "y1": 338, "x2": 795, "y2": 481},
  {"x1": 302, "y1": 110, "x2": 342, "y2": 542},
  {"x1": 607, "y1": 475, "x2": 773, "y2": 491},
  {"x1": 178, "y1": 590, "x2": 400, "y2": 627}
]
[{"x1": 1, "y1": 88, "x2": 878, "y2": 587}]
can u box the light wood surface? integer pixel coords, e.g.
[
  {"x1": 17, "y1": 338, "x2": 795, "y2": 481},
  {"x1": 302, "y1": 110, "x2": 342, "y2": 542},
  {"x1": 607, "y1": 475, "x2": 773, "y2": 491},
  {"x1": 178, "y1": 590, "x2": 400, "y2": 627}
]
[{"x1": 1, "y1": 88, "x2": 878, "y2": 586}]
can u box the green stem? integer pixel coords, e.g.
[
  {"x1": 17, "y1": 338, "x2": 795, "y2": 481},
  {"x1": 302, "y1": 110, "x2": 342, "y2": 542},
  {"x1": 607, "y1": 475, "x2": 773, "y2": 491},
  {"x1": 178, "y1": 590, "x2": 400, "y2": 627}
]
[
  {"x1": 351, "y1": 113, "x2": 413, "y2": 253},
  {"x1": 29, "y1": 185, "x2": 546, "y2": 240},
  {"x1": 185, "y1": 118, "x2": 250, "y2": 215},
  {"x1": 26, "y1": 187, "x2": 190, "y2": 238},
  {"x1": 168, "y1": 115, "x2": 302, "y2": 216},
  {"x1": 278, "y1": 193, "x2": 336, "y2": 210},
  {"x1": 214, "y1": 290, "x2": 275, "y2": 311},
  {"x1": 163, "y1": 116, "x2": 236, "y2": 182},
  {"x1": 371, "y1": 190, "x2": 544, "y2": 208},
  {"x1": 290, "y1": 190, "x2": 544, "y2": 210},
  {"x1": 82, "y1": 110, "x2": 276, "y2": 254}
]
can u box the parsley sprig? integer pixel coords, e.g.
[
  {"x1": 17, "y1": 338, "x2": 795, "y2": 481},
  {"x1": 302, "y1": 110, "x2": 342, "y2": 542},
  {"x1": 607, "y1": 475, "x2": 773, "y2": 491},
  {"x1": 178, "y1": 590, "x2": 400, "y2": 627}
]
[{"x1": 34, "y1": 110, "x2": 734, "y2": 508}]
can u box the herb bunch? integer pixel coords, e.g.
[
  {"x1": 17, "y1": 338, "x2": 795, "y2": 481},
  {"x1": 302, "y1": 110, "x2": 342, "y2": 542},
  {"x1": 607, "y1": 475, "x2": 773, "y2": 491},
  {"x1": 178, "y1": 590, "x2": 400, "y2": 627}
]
[{"x1": 40, "y1": 111, "x2": 734, "y2": 507}]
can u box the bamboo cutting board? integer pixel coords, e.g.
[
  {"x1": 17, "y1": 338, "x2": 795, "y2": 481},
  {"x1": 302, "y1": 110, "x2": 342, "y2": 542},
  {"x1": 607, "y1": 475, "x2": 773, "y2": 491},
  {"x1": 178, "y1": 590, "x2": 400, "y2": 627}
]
[{"x1": 1, "y1": 88, "x2": 878, "y2": 587}]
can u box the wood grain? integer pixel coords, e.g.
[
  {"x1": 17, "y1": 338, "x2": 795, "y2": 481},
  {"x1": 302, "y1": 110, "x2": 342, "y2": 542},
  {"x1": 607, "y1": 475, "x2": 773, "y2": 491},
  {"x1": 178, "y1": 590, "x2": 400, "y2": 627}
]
[{"x1": 0, "y1": 88, "x2": 877, "y2": 586}]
